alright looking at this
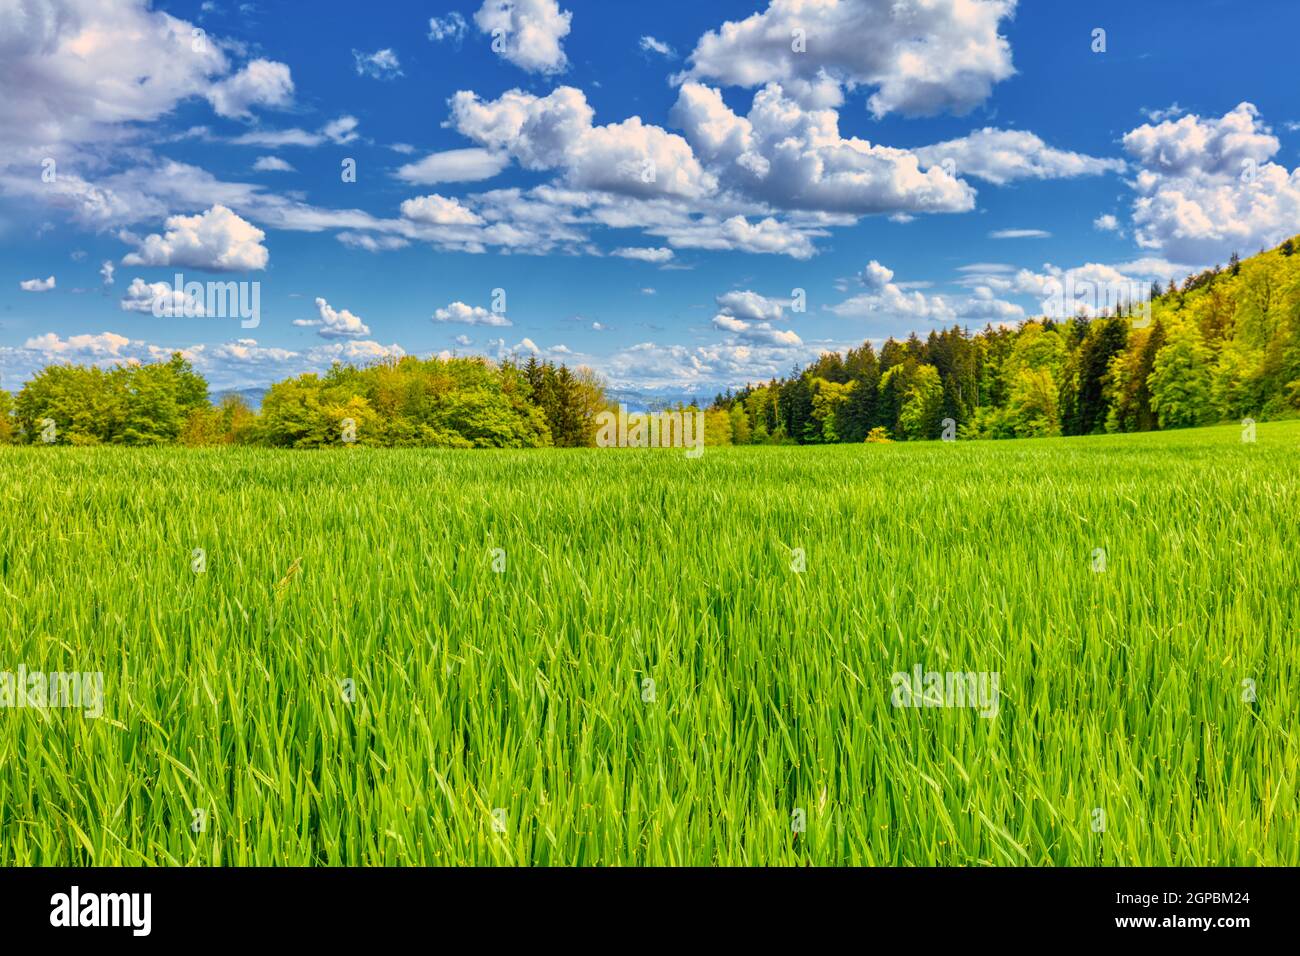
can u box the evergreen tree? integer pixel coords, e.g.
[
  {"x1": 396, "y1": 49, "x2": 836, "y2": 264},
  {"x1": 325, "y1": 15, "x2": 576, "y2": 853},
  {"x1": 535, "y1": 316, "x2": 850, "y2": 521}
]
[
  {"x1": 1067, "y1": 317, "x2": 1128, "y2": 435},
  {"x1": 839, "y1": 345, "x2": 880, "y2": 442}
]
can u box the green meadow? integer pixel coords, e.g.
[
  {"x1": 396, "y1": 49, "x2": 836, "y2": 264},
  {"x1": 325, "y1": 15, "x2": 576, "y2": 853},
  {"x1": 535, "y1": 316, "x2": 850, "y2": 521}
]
[{"x1": 0, "y1": 420, "x2": 1296, "y2": 865}]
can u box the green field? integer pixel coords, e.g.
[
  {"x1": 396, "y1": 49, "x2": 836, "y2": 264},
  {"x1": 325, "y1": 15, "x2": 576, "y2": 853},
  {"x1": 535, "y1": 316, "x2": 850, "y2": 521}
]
[{"x1": 1, "y1": 422, "x2": 1297, "y2": 866}]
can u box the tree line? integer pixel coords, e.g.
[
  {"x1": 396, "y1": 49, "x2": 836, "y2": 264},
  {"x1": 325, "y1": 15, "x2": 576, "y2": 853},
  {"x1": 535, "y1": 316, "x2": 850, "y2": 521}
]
[
  {"x1": 0, "y1": 354, "x2": 614, "y2": 449},
  {"x1": 708, "y1": 236, "x2": 1300, "y2": 444}
]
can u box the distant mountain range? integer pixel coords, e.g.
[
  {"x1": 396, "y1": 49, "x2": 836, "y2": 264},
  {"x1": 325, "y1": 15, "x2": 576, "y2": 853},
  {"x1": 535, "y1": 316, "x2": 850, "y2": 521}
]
[{"x1": 604, "y1": 388, "x2": 713, "y2": 412}]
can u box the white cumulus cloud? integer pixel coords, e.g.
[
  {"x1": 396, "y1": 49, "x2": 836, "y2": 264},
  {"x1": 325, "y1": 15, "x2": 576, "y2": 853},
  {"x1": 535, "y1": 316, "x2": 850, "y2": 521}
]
[
  {"x1": 400, "y1": 194, "x2": 484, "y2": 226},
  {"x1": 677, "y1": 0, "x2": 1016, "y2": 118},
  {"x1": 122, "y1": 204, "x2": 269, "y2": 271},
  {"x1": 433, "y1": 301, "x2": 512, "y2": 326},
  {"x1": 715, "y1": 290, "x2": 785, "y2": 322},
  {"x1": 120, "y1": 277, "x2": 206, "y2": 315},
  {"x1": 207, "y1": 59, "x2": 294, "y2": 119},
  {"x1": 671, "y1": 81, "x2": 974, "y2": 215},
  {"x1": 451, "y1": 86, "x2": 716, "y2": 200},
  {"x1": 293, "y1": 297, "x2": 371, "y2": 339},
  {"x1": 23, "y1": 331, "x2": 132, "y2": 356},
  {"x1": 1122, "y1": 102, "x2": 1300, "y2": 263},
  {"x1": 253, "y1": 156, "x2": 295, "y2": 172},
  {"x1": 474, "y1": 0, "x2": 573, "y2": 74}
]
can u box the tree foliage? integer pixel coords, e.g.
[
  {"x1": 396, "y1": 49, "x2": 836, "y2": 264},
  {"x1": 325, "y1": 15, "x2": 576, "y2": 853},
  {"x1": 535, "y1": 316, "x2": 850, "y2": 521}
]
[
  {"x1": 1, "y1": 353, "x2": 608, "y2": 449},
  {"x1": 711, "y1": 235, "x2": 1300, "y2": 444}
]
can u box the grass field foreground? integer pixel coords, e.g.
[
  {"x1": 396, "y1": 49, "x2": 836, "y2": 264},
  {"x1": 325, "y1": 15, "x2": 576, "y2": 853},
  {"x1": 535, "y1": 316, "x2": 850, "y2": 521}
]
[{"x1": 1, "y1": 422, "x2": 1297, "y2": 865}]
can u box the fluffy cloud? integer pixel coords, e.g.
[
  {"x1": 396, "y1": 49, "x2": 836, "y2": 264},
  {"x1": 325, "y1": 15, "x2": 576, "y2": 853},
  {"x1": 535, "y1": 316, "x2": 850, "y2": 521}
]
[
  {"x1": 612, "y1": 247, "x2": 674, "y2": 263},
  {"x1": 715, "y1": 290, "x2": 785, "y2": 322},
  {"x1": 660, "y1": 214, "x2": 821, "y2": 260},
  {"x1": 1123, "y1": 102, "x2": 1278, "y2": 178},
  {"x1": 433, "y1": 301, "x2": 512, "y2": 326},
  {"x1": 671, "y1": 81, "x2": 973, "y2": 215},
  {"x1": 211, "y1": 338, "x2": 405, "y2": 378},
  {"x1": 100, "y1": 260, "x2": 115, "y2": 285},
  {"x1": 0, "y1": 332, "x2": 409, "y2": 393},
  {"x1": 312, "y1": 339, "x2": 405, "y2": 363},
  {"x1": 429, "y1": 13, "x2": 469, "y2": 43},
  {"x1": 830, "y1": 260, "x2": 957, "y2": 321},
  {"x1": 449, "y1": 87, "x2": 592, "y2": 166},
  {"x1": 677, "y1": 0, "x2": 1016, "y2": 117},
  {"x1": 1122, "y1": 103, "x2": 1300, "y2": 263},
  {"x1": 23, "y1": 331, "x2": 131, "y2": 356},
  {"x1": 123, "y1": 205, "x2": 268, "y2": 271},
  {"x1": 450, "y1": 86, "x2": 716, "y2": 200},
  {"x1": 830, "y1": 259, "x2": 1028, "y2": 330},
  {"x1": 712, "y1": 313, "x2": 802, "y2": 345},
  {"x1": 293, "y1": 297, "x2": 371, "y2": 339},
  {"x1": 321, "y1": 116, "x2": 361, "y2": 144},
  {"x1": 477, "y1": 336, "x2": 573, "y2": 360},
  {"x1": 914, "y1": 128, "x2": 1125, "y2": 185},
  {"x1": 494, "y1": 336, "x2": 572, "y2": 357},
  {"x1": 653, "y1": 213, "x2": 821, "y2": 259},
  {"x1": 395, "y1": 148, "x2": 510, "y2": 184},
  {"x1": 473, "y1": 0, "x2": 573, "y2": 74},
  {"x1": 4, "y1": 156, "x2": 379, "y2": 239},
  {"x1": 119, "y1": 277, "x2": 206, "y2": 315},
  {"x1": 600, "y1": 339, "x2": 839, "y2": 392},
  {"x1": 954, "y1": 285, "x2": 1024, "y2": 322},
  {"x1": 960, "y1": 259, "x2": 1177, "y2": 318},
  {"x1": 19, "y1": 276, "x2": 56, "y2": 292},
  {"x1": 253, "y1": 156, "x2": 295, "y2": 172},
  {"x1": 711, "y1": 289, "x2": 799, "y2": 345},
  {"x1": 353, "y1": 48, "x2": 403, "y2": 81},
  {"x1": 207, "y1": 59, "x2": 294, "y2": 119},
  {"x1": 0, "y1": 0, "x2": 225, "y2": 152},
  {"x1": 206, "y1": 338, "x2": 299, "y2": 367},
  {"x1": 1025, "y1": 263, "x2": 1148, "y2": 318},
  {"x1": 860, "y1": 260, "x2": 895, "y2": 291},
  {"x1": 400, "y1": 194, "x2": 483, "y2": 226}
]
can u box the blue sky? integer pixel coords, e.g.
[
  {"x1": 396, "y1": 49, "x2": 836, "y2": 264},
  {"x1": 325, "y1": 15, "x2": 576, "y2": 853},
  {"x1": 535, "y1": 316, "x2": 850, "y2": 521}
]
[{"x1": 3, "y1": 0, "x2": 1299, "y2": 397}]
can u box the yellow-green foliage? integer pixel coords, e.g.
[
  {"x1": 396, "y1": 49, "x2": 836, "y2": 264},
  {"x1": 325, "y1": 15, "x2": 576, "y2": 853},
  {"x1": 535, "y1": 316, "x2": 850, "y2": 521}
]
[
  {"x1": 1132, "y1": 237, "x2": 1300, "y2": 424},
  {"x1": 717, "y1": 236, "x2": 1300, "y2": 445}
]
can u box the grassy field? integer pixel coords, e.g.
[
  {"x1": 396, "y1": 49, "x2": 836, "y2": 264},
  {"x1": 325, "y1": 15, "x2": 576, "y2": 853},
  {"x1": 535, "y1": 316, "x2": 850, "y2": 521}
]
[{"x1": 1, "y1": 421, "x2": 1297, "y2": 866}]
